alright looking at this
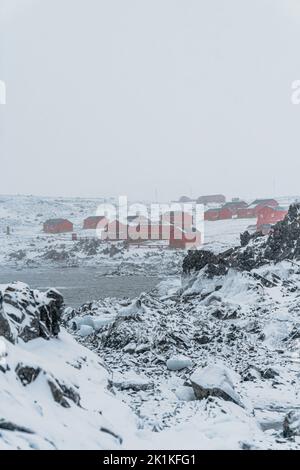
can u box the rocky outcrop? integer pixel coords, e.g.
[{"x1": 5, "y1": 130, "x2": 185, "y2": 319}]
[
  {"x1": 0, "y1": 283, "x2": 63, "y2": 343},
  {"x1": 265, "y1": 204, "x2": 300, "y2": 262},
  {"x1": 183, "y1": 204, "x2": 300, "y2": 276},
  {"x1": 190, "y1": 364, "x2": 242, "y2": 406},
  {"x1": 283, "y1": 411, "x2": 300, "y2": 438}
]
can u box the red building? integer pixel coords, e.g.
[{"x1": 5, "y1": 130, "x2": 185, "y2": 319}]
[
  {"x1": 237, "y1": 207, "x2": 256, "y2": 219},
  {"x1": 249, "y1": 199, "x2": 278, "y2": 217},
  {"x1": 257, "y1": 206, "x2": 288, "y2": 231},
  {"x1": 204, "y1": 207, "x2": 233, "y2": 221},
  {"x1": 43, "y1": 218, "x2": 73, "y2": 234},
  {"x1": 83, "y1": 216, "x2": 107, "y2": 230},
  {"x1": 222, "y1": 201, "x2": 247, "y2": 216}
]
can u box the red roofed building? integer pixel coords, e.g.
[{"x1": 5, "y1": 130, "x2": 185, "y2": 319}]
[
  {"x1": 257, "y1": 206, "x2": 288, "y2": 232},
  {"x1": 222, "y1": 200, "x2": 248, "y2": 216},
  {"x1": 43, "y1": 218, "x2": 73, "y2": 234},
  {"x1": 83, "y1": 216, "x2": 108, "y2": 230},
  {"x1": 249, "y1": 199, "x2": 279, "y2": 217},
  {"x1": 204, "y1": 207, "x2": 233, "y2": 221}
]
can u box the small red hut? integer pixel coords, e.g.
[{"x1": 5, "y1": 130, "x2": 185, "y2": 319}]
[
  {"x1": 43, "y1": 218, "x2": 73, "y2": 234},
  {"x1": 83, "y1": 216, "x2": 107, "y2": 230}
]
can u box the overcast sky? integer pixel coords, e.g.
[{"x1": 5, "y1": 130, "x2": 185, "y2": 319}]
[{"x1": 1, "y1": 0, "x2": 300, "y2": 201}]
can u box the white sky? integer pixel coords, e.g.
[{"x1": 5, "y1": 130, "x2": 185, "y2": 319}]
[{"x1": 1, "y1": 0, "x2": 300, "y2": 201}]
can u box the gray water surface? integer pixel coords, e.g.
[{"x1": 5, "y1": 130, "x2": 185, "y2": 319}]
[{"x1": 0, "y1": 267, "x2": 160, "y2": 307}]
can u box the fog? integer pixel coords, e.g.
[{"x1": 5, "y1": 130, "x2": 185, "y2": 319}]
[{"x1": 1, "y1": 0, "x2": 300, "y2": 201}]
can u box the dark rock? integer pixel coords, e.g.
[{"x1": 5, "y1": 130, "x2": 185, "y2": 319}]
[
  {"x1": 0, "y1": 284, "x2": 64, "y2": 344},
  {"x1": 16, "y1": 364, "x2": 41, "y2": 386},
  {"x1": 193, "y1": 334, "x2": 211, "y2": 345},
  {"x1": 262, "y1": 368, "x2": 279, "y2": 380},
  {"x1": 42, "y1": 249, "x2": 71, "y2": 262},
  {"x1": 240, "y1": 231, "x2": 252, "y2": 247},
  {"x1": 8, "y1": 250, "x2": 27, "y2": 261},
  {"x1": 241, "y1": 365, "x2": 262, "y2": 382},
  {"x1": 182, "y1": 250, "x2": 229, "y2": 278},
  {"x1": 283, "y1": 411, "x2": 300, "y2": 438},
  {"x1": 47, "y1": 379, "x2": 71, "y2": 408},
  {"x1": 100, "y1": 427, "x2": 123, "y2": 445},
  {"x1": 59, "y1": 382, "x2": 81, "y2": 406},
  {"x1": 0, "y1": 419, "x2": 34, "y2": 434}
]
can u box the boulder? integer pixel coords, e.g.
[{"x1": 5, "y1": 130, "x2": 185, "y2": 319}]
[
  {"x1": 0, "y1": 283, "x2": 64, "y2": 344},
  {"x1": 283, "y1": 411, "x2": 300, "y2": 438},
  {"x1": 16, "y1": 364, "x2": 41, "y2": 386},
  {"x1": 78, "y1": 325, "x2": 94, "y2": 337},
  {"x1": 123, "y1": 341, "x2": 137, "y2": 353},
  {"x1": 109, "y1": 371, "x2": 153, "y2": 391},
  {"x1": 117, "y1": 299, "x2": 145, "y2": 319},
  {"x1": 175, "y1": 386, "x2": 196, "y2": 402},
  {"x1": 166, "y1": 355, "x2": 192, "y2": 371},
  {"x1": 190, "y1": 364, "x2": 242, "y2": 406}
]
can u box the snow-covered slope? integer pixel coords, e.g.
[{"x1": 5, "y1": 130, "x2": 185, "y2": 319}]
[{"x1": 0, "y1": 282, "x2": 137, "y2": 450}]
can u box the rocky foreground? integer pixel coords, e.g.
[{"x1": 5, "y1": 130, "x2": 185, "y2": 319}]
[
  {"x1": 67, "y1": 205, "x2": 300, "y2": 449},
  {"x1": 0, "y1": 283, "x2": 137, "y2": 450},
  {"x1": 1, "y1": 205, "x2": 300, "y2": 449}
]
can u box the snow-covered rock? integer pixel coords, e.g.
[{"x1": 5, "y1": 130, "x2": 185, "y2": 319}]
[
  {"x1": 109, "y1": 371, "x2": 153, "y2": 391},
  {"x1": 283, "y1": 411, "x2": 300, "y2": 438},
  {"x1": 117, "y1": 298, "x2": 145, "y2": 319},
  {"x1": 190, "y1": 364, "x2": 242, "y2": 406},
  {"x1": 166, "y1": 356, "x2": 192, "y2": 371},
  {"x1": 0, "y1": 283, "x2": 63, "y2": 343},
  {"x1": 123, "y1": 341, "x2": 137, "y2": 353},
  {"x1": 174, "y1": 386, "x2": 196, "y2": 402},
  {"x1": 78, "y1": 325, "x2": 94, "y2": 337}
]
